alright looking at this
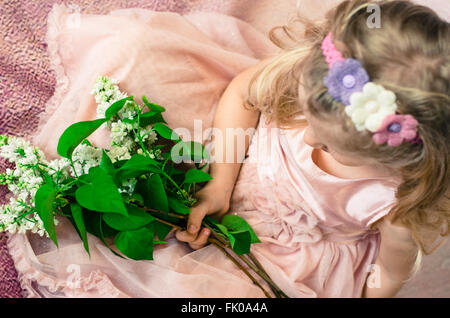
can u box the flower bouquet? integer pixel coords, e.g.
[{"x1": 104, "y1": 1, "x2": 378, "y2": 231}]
[{"x1": 0, "y1": 76, "x2": 287, "y2": 298}]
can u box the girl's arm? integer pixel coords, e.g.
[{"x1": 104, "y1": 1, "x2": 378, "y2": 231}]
[
  {"x1": 362, "y1": 215, "x2": 420, "y2": 297},
  {"x1": 176, "y1": 57, "x2": 274, "y2": 246},
  {"x1": 206, "y1": 59, "x2": 269, "y2": 204}
]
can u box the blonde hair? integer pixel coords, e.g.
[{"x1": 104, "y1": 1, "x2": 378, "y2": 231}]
[{"x1": 246, "y1": 0, "x2": 450, "y2": 259}]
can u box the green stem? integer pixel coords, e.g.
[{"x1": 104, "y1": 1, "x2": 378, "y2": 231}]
[
  {"x1": 133, "y1": 105, "x2": 153, "y2": 159},
  {"x1": 160, "y1": 171, "x2": 189, "y2": 201},
  {"x1": 146, "y1": 214, "x2": 273, "y2": 298},
  {"x1": 161, "y1": 156, "x2": 170, "y2": 172},
  {"x1": 134, "y1": 204, "x2": 286, "y2": 298},
  {"x1": 209, "y1": 238, "x2": 272, "y2": 298},
  {"x1": 137, "y1": 205, "x2": 186, "y2": 220},
  {"x1": 238, "y1": 254, "x2": 286, "y2": 298},
  {"x1": 13, "y1": 208, "x2": 36, "y2": 224},
  {"x1": 69, "y1": 159, "x2": 79, "y2": 178}
]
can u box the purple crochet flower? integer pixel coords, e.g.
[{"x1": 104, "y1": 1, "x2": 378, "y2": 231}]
[
  {"x1": 372, "y1": 114, "x2": 419, "y2": 147},
  {"x1": 324, "y1": 58, "x2": 370, "y2": 105}
]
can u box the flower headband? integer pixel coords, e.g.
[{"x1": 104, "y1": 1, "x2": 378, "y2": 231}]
[{"x1": 321, "y1": 33, "x2": 421, "y2": 147}]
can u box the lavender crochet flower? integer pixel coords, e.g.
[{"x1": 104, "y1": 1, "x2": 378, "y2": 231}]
[{"x1": 324, "y1": 58, "x2": 370, "y2": 105}]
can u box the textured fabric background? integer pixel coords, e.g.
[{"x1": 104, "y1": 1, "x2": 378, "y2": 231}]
[{"x1": 0, "y1": 0, "x2": 449, "y2": 298}]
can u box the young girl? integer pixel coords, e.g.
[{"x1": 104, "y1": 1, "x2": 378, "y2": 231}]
[{"x1": 7, "y1": 0, "x2": 449, "y2": 298}]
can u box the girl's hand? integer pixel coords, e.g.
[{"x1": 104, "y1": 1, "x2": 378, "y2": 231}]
[
  {"x1": 175, "y1": 182, "x2": 231, "y2": 250},
  {"x1": 174, "y1": 58, "x2": 273, "y2": 250}
]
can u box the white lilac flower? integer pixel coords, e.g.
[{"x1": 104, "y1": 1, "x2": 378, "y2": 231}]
[
  {"x1": 13, "y1": 168, "x2": 22, "y2": 178},
  {"x1": 47, "y1": 158, "x2": 72, "y2": 180},
  {"x1": 18, "y1": 147, "x2": 39, "y2": 166},
  {"x1": 152, "y1": 148, "x2": 164, "y2": 161},
  {"x1": 140, "y1": 127, "x2": 158, "y2": 145},
  {"x1": 2, "y1": 161, "x2": 44, "y2": 199},
  {"x1": 118, "y1": 101, "x2": 139, "y2": 120},
  {"x1": 122, "y1": 137, "x2": 136, "y2": 151},
  {"x1": 17, "y1": 191, "x2": 29, "y2": 202},
  {"x1": 71, "y1": 144, "x2": 102, "y2": 175},
  {"x1": 0, "y1": 198, "x2": 50, "y2": 237},
  {"x1": 0, "y1": 137, "x2": 26, "y2": 163},
  {"x1": 111, "y1": 121, "x2": 134, "y2": 145},
  {"x1": 108, "y1": 146, "x2": 132, "y2": 163},
  {"x1": 119, "y1": 178, "x2": 137, "y2": 194},
  {"x1": 345, "y1": 83, "x2": 398, "y2": 132},
  {"x1": 91, "y1": 76, "x2": 130, "y2": 119},
  {"x1": 1, "y1": 137, "x2": 48, "y2": 168},
  {"x1": 70, "y1": 162, "x2": 84, "y2": 177}
]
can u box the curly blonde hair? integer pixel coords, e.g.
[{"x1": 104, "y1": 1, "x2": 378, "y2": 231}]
[{"x1": 245, "y1": 0, "x2": 450, "y2": 256}]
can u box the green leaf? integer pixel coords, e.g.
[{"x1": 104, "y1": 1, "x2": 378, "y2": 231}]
[
  {"x1": 129, "y1": 192, "x2": 145, "y2": 205},
  {"x1": 153, "y1": 145, "x2": 166, "y2": 151},
  {"x1": 167, "y1": 196, "x2": 191, "y2": 215},
  {"x1": 100, "y1": 153, "x2": 116, "y2": 177},
  {"x1": 139, "y1": 111, "x2": 167, "y2": 127},
  {"x1": 57, "y1": 97, "x2": 134, "y2": 159},
  {"x1": 84, "y1": 210, "x2": 119, "y2": 239},
  {"x1": 147, "y1": 174, "x2": 169, "y2": 212},
  {"x1": 215, "y1": 223, "x2": 229, "y2": 236},
  {"x1": 103, "y1": 204, "x2": 155, "y2": 231},
  {"x1": 142, "y1": 96, "x2": 166, "y2": 113},
  {"x1": 70, "y1": 203, "x2": 89, "y2": 255},
  {"x1": 76, "y1": 173, "x2": 91, "y2": 187},
  {"x1": 75, "y1": 167, "x2": 128, "y2": 215},
  {"x1": 165, "y1": 165, "x2": 185, "y2": 176},
  {"x1": 81, "y1": 139, "x2": 93, "y2": 146},
  {"x1": 115, "y1": 226, "x2": 155, "y2": 260},
  {"x1": 99, "y1": 150, "x2": 118, "y2": 185},
  {"x1": 154, "y1": 221, "x2": 173, "y2": 241},
  {"x1": 153, "y1": 123, "x2": 180, "y2": 141},
  {"x1": 116, "y1": 154, "x2": 160, "y2": 181},
  {"x1": 100, "y1": 150, "x2": 115, "y2": 175},
  {"x1": 84, "y1": 212, "x2": 125, "y2": 259},
  {"x1": 41, "y1": 171, "x2": 54, "y2": 187},
  {"x1": 57, "y1": 119, "x2": 107, "y2": 159},
  {"x1": 134, "y1": 179, "x2": 151, "y2": 207},
  {"x1": 183, "y1": 169, "x2": 213, "y2": 184},
  {"x1": 228, "y1": 230, "x2": 252, "y2": 255},
  {"x1": 113, "y1": 159, "x2": 127, "y2": 170},
  {"x1": 221, "y1": 214, "x2": 261, "y2": 244},
  {"x1": 104, "y1": 96, "x2": 134, "y2": 120},
  {"x1": 201, "y1": 218, "x2": 228, "y2": 241},
  {"x1": 34, "y1": 184, "x2": 58, "y2": 246}
]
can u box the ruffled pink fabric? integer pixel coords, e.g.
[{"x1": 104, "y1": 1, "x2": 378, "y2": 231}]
[{"x1": 7, "y1": 2, "x2": 403, "y2": 298}]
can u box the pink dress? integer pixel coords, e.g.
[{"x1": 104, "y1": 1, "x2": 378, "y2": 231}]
[{"x1": 7, "y1": 3, "x2": 401, "y2": 298}]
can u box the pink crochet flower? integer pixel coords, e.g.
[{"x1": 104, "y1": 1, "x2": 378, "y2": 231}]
[
  {"x1": 372, "y1": 114, "x2": 418, "y2": 147},
  {"x1": 321, "y1": 33, "x2": 345, "y2": 68}
]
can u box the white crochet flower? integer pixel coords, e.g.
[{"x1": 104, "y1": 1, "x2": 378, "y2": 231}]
[{"x1": 345, "y1": 82, "x2": 398, "y2": 132}]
